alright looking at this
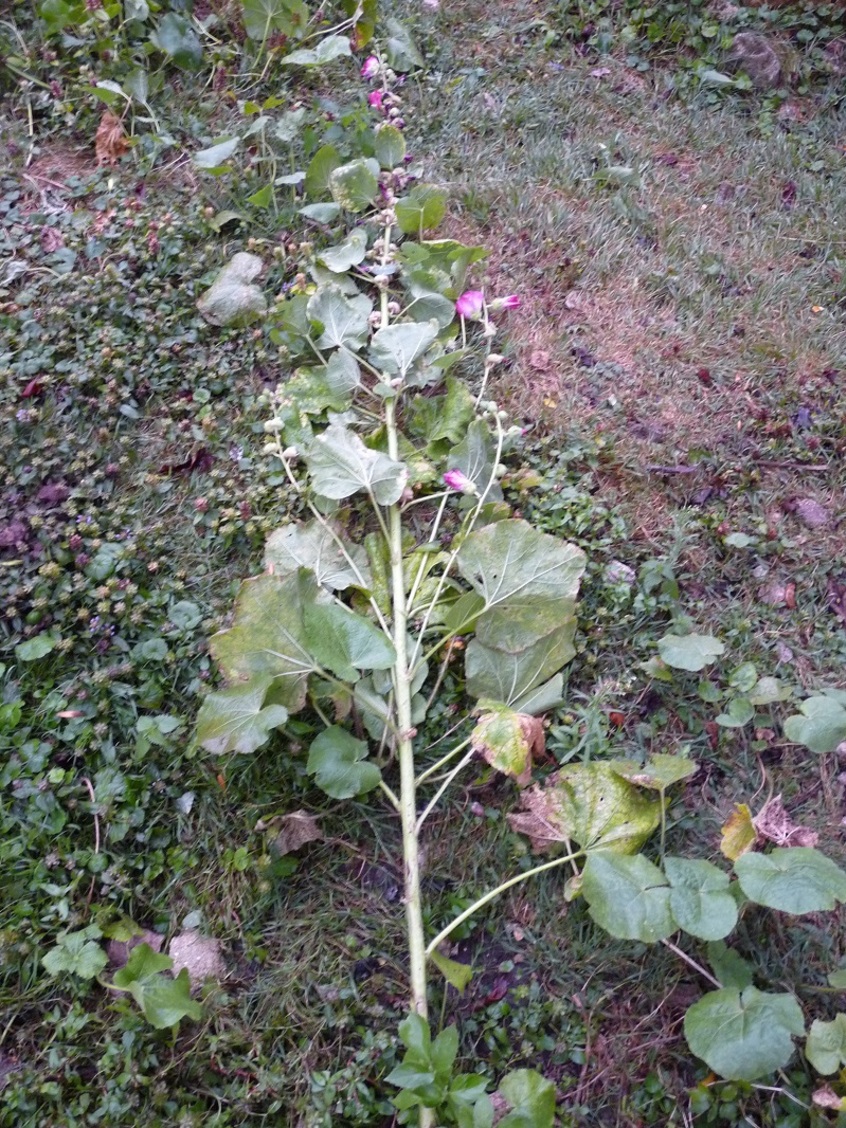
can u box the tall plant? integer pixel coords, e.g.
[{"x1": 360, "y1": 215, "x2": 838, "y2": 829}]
[{"x1": 195, "y1": 42, "x2": 846, "y2": 1126}]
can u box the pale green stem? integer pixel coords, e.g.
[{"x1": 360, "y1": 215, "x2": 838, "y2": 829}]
[
  {"x1": 415, "y1": 735, "x2": 473, "y2": 787},
  {"x1": 425, "y1": 849, "x2": 584, "y2": 958},
  {"x1": 416, "y1": 749, "x2": 475, "y2": 832},
  {"x1": 378, "y1": 779, "x2": 401, "y2": 812},
  {"x1": 660, "y1": 938, "x2": 722, "y2": 989}
]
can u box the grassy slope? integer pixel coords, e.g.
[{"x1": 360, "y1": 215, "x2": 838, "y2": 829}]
[{"x1": 1, "y1": 1, "x2": 846, "y2": 1124}]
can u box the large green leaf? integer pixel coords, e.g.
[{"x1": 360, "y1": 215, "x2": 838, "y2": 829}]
[
  {"x1": 497, "y1": 1069, "x2": 555, "y2": 1128},
  {"x1": 149, "y1": 12, "x2": 203, "y2": 69},
  {"x1": 450, "y1": 419, "x2": 502, "y2": 501},
  {"x1": 608, "y1": 754, "x2": 698, "y2": 791},
  {"x1": 303, "y1": 601, "x2": 395, "y2": 682},
  {"x1": 369, "y1": 320, "x2": 439, "y2": 380},
  {"x1": 374, "y1": 124, "x2": 406, "y2": 169},
  {"x1": 465, "y1": 624, "x2": 578, "y2": 706},
  {"x1": 193, "y1": 136, "x2": 240, "y2": 171},
  {"x1": 408, "y1": 376, "x2": 474, "y2": 452},
  {"x1": 328, "y1": 157, "x2": 380, "y2": 212},
  {"x1": 241, "y1": 0, "x2": 309, "y2": 40},
  {"x1": 664, "y1": 857, "x2": 738, "y2": 941},
  {"x1": 264, "y1": 520, "x2": 369, "y2": 590},
  {"x1": 195, "y1": 678, "x2": 288, "y2": 755},
  {"x1": 582, "y1": 853, "x2": 675, "y2": 942},
  {"x1": 113, "y1": 943, "x2": 202, "y2": 1029},
  {"x1": 282, "y1": 34, "x2": 352, "y2": 66},
  {"x1": 306, "y1": 424, "x2": 407, "y2": 505},
  {"x1": 684, "y1": 987, "x2": 804, "y2": 1080},
  {"x1": 307, "y1": 726, "x2": 380, "y2": 798},
  {"x1": 304, "y1": 144, "x2": 341, "y2": 198},
  {"x1": 209, "y1": 572, "x2": 317, "y2": 713},
  {"x1": 657, "y1": 633, "x2": 725, "y2": 672},
  {"x1": 783, "y1": 695, "x2": 846, "y2": 754},
  {"x1": 385, "y1": 17, "x2": 425, "y2": 71},
  {"x1": 307, "y1": 285, "x2": 372, "y2": 350},
  {"x1": 197, "y1": 253, "x2": 267, "y2": 327},
  {"x1": 395, "y1": 184, "x2": 448, "y2": 235},
  {"x1": 457, "y1": 519, "x2": 585, "y2": 629},
  {"x1": 806, "y1": 1015, "x2": 846, "y2": 1075},
  {"x1": 509, "y1": 764, "x2": 661, "y2": 855},
  {"x1": 319, "y1": 228, "x2": 368, "y2": 273},
  {"x1": 734, "y1": 847, "x2": 846, "y2": 914}
]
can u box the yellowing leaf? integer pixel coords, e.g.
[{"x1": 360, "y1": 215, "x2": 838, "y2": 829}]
[
  {"x1": 471, "y1": 700, "x2": 544, "y2": 787},
  {"x1": 720, "y1": 803, "x2": 757, "y2": 861}
]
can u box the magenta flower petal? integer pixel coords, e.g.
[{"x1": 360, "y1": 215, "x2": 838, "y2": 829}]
[
  {"x1": 361, "y1": 56, "x2": 379, "y2": 80},
  {"x1": 443, "y1": 469, "x2": 477, "y2": 494},
  {"x1": 490, "y1": 294, "x2": 521, "y2": 311},
  {"x1": 455, "y1": 290, "x2": 484, "y2": 319},
  {"x1": 368, "y1": 90, "x2": 384, "y2": 109}
]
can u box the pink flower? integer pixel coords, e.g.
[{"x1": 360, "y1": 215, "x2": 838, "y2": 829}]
[
  {"x1": 361, "y1": 56, "x2": 379, "y2": 80},
  {"x1": 490, "y1": 294, "x2": 521, "y2": 311},
  {"x1": 455, "y1": 290, "x2": 485, "y2": 319},
  {"x1": 443, "y1": 469, "x2": 477, "y2": 495},
  {"x1": 368, "y1": 89, "x2": 384, "y2": 110}
]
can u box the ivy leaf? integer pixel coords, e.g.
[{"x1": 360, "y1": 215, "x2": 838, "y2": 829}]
[
  {"x1": 303, "y1": 600, "x2": 395, "y2": 682},
  {"x1": 783, "y1": 695, "x2": 846, "y2": 754},
  {"x1": 195, "y1": 678, "x2": 288, "y2": 755},
  {"x1": 665, "y1": 857, "x2": 738, "y2": 941},
  {"x1": 42, "y1": 926, "x2": 107, "y2": 979},
  {"x1": 470, "y1": 700, "x2": 544, "y2": 786},
  {"x1": 282, "y1": 34, "x2": 352, "y2": 67},
  {"x1": 264, "y1": 520, "x2": 369, "y2": 590},
  {"x1": 113, "y1": 943, "x2": 202, "y2": 1029},
  {"x1": 369, "y1": 320, "x2": 440, "y2": 380},
  {"x1": 209, "y1": 572, "x2": 318, "y2": 713},
  {"x1": 720, "y1": 803, "x2": 757, "y2": 861},
  {"x1": 374, "y1": 124, "x2": 406, "y2": 169},
  {"x1": 657, "y1": 633, "x2": 725, "y2": 672},
  {"x1": 328, "y1": 157, "x2": 380, "y2": 212},
  {"x1": 319, "y1": 228, "x2": 368, "y2": 273},
  {"x1": 684, "y1": 987, "x2": 804, "y2": 1080},
  {"x1": 307, "y1": 285, "x2": 372, "y2": 350},
  {"x1": 582, "y1": 853, "x2": 675, "y2": 942},
  {"x1": 197, "y1": 252, "x2": 267, "y2": 327},
  {"x1": 806, "y1": 1015, "x2": 846, "y2": 1075},
  {"x1": 306, "y1": 726, "x2": 381, "y2": 799},
  {"x1": 306, "y1": 424, "x2": 407, "y2": 505},
  {"x1": 734, "y1": 847, "x2": 846, "y2": 914},
  {"x1": 395, "y1": 184, "x2": 448, "y2": 235}
]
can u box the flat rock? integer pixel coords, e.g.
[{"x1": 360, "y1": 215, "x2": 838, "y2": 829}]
[{"x1": 169, "y1": 930, "x2": 225, "y2": 983}]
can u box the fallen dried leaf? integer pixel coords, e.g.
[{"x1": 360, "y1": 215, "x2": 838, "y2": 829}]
[
  {"x1": 754, "y1": 794, "x2": 819, "y2": 848},
  {"x1": 529, "y1": 349, "x2": 551, "y2": 372},
  {"x1": 95, "y1": 111, "x2": 129, "y2": 166},
  {"x1": 272, "y1": 810, "x2": 323, "y2": 855},
  {"x1": 720, "y1": 803, "x2": 757, "y2": 861}
]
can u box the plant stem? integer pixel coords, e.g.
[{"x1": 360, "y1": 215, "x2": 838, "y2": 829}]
[
  {"x1": 660, "y1": 938, "x2": 722, "y2": 989},
  {"x1": 416, "y1": 748, "x2": 475, "y2": 832},
  {"x1": 425, "y1": 849, "x2": 584, "y2": 957}
]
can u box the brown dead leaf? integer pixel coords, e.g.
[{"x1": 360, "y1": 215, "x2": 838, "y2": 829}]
[
  {"x1": 95, "y1": 111, "x2": 129, "y2": 166},
  {"x1": 506, "y1": 786, "x2": 567, "y2": 852},
  {"x1": 813, "y1": 1087, "x2": 846, "y2": 1111},
  {"x1": 754, "y1": 794, "x2": 819, "y2": 848},
  {"x1": 828, "y1": 578, "x2": 846, "y2": 626},
  {"x1": 529, "y1": 349, "x2": 551, "y2": 372},
  {"x1": 272, "y1": 810, "x2": 323, "y2": 855},
  {"x1": 471, "y1": 705, "x2": 545, "y2": 787}
]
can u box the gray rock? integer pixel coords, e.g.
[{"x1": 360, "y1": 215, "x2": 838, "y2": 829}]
[{"x1": 727, "y1": 32, "x2": 782, "y2": 89}]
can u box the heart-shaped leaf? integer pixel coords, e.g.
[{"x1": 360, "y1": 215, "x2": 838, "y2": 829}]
[
  {"x1": 306, "y1": 726, "x2": 381, "y2": 799},
  {"x1": 806, "y1": 1015, "x2": 846, "y2": 1075},
  {"x1": 657, "y1": 633, "x2": 725, "y2": 672},
  {"x1": 665, "y1": 857, "x2": 738, "y2": 941},
  {"x1": 307, "y1": 285, "x2": 372, "y2": 349},
  {"x1": 734, "y1": 847, "x2": 846, "y2": 914},
  {"x1": 582, "y1": 853, "x2": 674, "y2": 942},
  {"x1": 197, "y1": 252, "x2": 267, "y2": 327},
  {"x1": 306, "y1": 424, "x2": 407, "y2": 505},
  {"x1": 195, "y1": 677, "x2": 288, "y2": 755},
  {"x1": 784, "y1": 695, "x2": 846, "y2": 754},
  {"x1": 684, "y1": 987, "x2": 804, "y2": 1080}
]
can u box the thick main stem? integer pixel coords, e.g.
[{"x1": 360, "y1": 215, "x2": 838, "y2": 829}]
[{"x1": 385, "y1": 397, "x2": 430, "y2": 1030}]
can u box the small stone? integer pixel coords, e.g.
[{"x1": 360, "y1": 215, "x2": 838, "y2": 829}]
[
  {"x1": 792, "y1": 498, "x2": 829, "y2": 529},
  {"x1": 169, "y1": 930, "x2": 225, "y2": 984}
]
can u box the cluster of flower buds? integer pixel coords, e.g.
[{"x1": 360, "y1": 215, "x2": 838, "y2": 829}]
[
  {"x1": 455, "y1": 290, "x2": 521, "y2": 320},
  {"x1": 361, "y1": 54, "x2": 405, "y2": 128}
]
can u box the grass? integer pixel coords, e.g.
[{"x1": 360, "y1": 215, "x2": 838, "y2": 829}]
[{"x1": 2, "y1": 0, "x2": 846, "y2": 1123}]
